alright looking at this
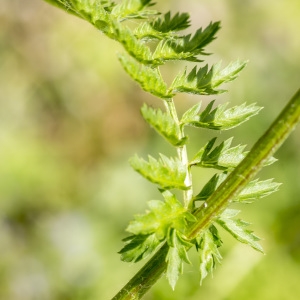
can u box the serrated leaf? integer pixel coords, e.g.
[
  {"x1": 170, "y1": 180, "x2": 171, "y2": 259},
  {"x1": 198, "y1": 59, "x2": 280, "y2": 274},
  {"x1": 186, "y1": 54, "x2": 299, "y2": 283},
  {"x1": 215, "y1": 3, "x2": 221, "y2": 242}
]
[
  {"x1": 135, "y1": 11, "x2": 190, "y2": 40},
  {"x1": 196, "y1": 226, "x2": 222, "y2": 284},
  {"x1": 147, "y1": 21, "x2": 220, "y2": 64},
  {"x1": 130, "y1": 154, "x2": 189, "y2": 190},
  {"x1": 180, "y1": 102, "x2": 202, "y2": 125},
  {"x1": 126, "y1": 190, "x2": 196, "y2": 238},
  {"x1": 217, "y1": 209, "x2": 264, "y2": 253},
  {"x1": 141, "y1": 104, "x2": 186, "y2": 146},
  {"x1": 44, "y1": 0, "x2": 80, "y2": 18},
  {"x1": 211, "y1": 60, "x2": 247, "y2": 88},
  {"x1": 111, "y1": 0, "x2": 157, "y2": 21},
  {"x1": 119, "y1": 233, "x2": 161, "y2": 262},
  {"x1": 194, "y1": 174, "x2": 280, "y2": 204},
  {"x1": 118, "y1": 54, "x2": 172, "y2": 98},
  {"x1": 61, "y1": 0, "x2": 116, "y2": 36},
  {"x1": 116, "y1": 28, "x2": 154, "y2": 64},
  {"x1": 193, "y1": 172, "x2": 227, "y2": 201},
  {"x1": 182, "y1": 100, "x2": 262, "y2": 130},
  {"x1": 190, "y1": 137, "x2": 248, "y2": 170},
  {"x1": 235, "y1": 178, "x2": 281, "y2": 203},
  {"x1": 166, "y1": 229, "x2": 193, "y2": 290},
  {"x1": 171, "y1": 22, "x2": 220, "y2": 58},
  {"x1": 151, "y1": 11, "x2": 191, "y2": 33},
  {"x1": 166, "y1": 245, "x2": 181, "y2": 290},
  {"x1": 170, "y1": 60, "x2": 247, "y2": 96},
  {"x1": 152, "y1": 40, "x2": 201, "y2": 64},
  {"x1": 134, "y1": 22, "x2": 167, "y2": 40}
]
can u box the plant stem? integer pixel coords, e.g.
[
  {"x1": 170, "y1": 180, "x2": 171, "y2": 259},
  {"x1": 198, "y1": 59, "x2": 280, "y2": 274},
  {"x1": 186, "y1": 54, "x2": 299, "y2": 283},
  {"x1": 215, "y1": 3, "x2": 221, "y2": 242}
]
[
  {"x1": 164, "y1": 99, "x2": 193, "y2": 208},
  {"x1": 111, "y1": 243, "x2": 169, "y2": 300},
  {"x1": 111, "y1": 88, "x2": 300, "y2": 300}
]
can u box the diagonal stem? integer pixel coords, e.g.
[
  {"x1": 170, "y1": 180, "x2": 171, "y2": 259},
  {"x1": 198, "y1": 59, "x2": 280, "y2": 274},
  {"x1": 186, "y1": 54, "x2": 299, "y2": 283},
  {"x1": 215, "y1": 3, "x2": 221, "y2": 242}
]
[{"x1": 111, "y1": 88, "x2": 300, "y2": 300}]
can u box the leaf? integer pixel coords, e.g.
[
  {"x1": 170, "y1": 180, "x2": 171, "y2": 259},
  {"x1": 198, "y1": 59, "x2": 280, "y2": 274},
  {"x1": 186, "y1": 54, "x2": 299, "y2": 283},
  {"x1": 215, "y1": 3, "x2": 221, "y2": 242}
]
[
  {"x1": 193, "y1": 172, "x2": 227, "y2": 201},
  {"x1": 119, "y1": 233, "x2": 161, "y2": 263},
  {"x1": 170, "y1": 21, "x2": 221, "y2": 58},
  {"x1": 170, "y1": 60, "x2": 247, "y2": 96},
  {"x1": 130, "y1": 154, "x2": 189, "y2": 190},
  {"x1": 194, "y1": 174, "x2": 280, "y2": 205},
  {"x1": 118, "y1": 54, "x2": 172, "y2": 98},
  {"x1": 111, "y1": 0, "x2": 157, "y2": 21},
  {"x1": 217, "y1": 209, "x2": 264, "y2": 253},
  {"x1": 196, "y1": 225, "x2": 222, "y2": 284},
  {"x1": 180, "y1": 102, "x2": 202, "y2": 125},
  {"x1": 148, "y1": 21, "x2": 220, "y2": 64},
  {"x1": 134, "y1": 11, "x2": 190, "y2": 40},
  {"x1": 211, "y1": 60, "x2": 247, "y2": 88},
  {"x1": 166, "y1": 244, "x2": 181, "y2": 290},
  {"x1": 166, "y1": 229, "x2": 193, "y2": 290},
  {"x1": 152, "y1": 40, "x2": 201, "y2": 64},
  {"x1": 126, "y1": 190, "x2": 196, "y2": 238},
  {"x1": 182, "y1": 100, "x2": 262, "y2": 130},
  {"x1": 151, "y1": 11, "x2": 191, "y2": 33},
  {"x1": 234, "y1": 178, "x2": 281, "y2": 203},
  {"x1": 141, "y1": 104, "x2": 186, "y2": 146},
  {"x1": 190, "y1": 137, "x2": 248, "y2": 170},
  {"x1": 43, "y1": 0, "x2": 80, "y2": 18},
  {"x1": 66, "y1": 0, "x2": 116, "y2": 37},
  {"x1": 190, "y1": 136, "x2": 276, "y2": 171},
  {"x1": 116, "y1": 28, "x2": 154, "y2": 64}
]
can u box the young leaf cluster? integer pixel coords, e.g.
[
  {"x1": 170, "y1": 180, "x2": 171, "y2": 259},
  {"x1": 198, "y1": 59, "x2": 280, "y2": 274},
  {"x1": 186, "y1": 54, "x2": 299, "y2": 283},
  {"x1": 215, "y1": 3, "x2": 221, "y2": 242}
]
[{"x1": 44, "y1": 0, "x2": 281, "y2": 291}]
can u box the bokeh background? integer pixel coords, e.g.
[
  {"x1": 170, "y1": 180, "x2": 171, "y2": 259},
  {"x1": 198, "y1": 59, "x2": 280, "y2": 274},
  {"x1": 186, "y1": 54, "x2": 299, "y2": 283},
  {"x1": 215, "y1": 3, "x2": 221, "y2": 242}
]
[{"x1": 0, "y1": 0, "x2": 300, "y2": 299}]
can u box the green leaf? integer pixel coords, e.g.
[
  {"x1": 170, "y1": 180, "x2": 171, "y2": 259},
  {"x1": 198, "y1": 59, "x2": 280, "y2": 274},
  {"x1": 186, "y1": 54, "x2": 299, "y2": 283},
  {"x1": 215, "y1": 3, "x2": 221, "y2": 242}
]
[
  {"x1": 111, "y1": 0, "x2": 157, "y2": 21},
  {"x1": 116, "y1": 28, "x2": 154, "y2": 64},
  {"x1": 170, "y1": 60, "x2": 247, "y2": 96},
  {"x1": 190, "y1": 137, "x2": 248, "y2": 170},
  {"x1": 69, "y1": 0, "x2": 116, "y2": 37},
  {"x1": 145, "y1": 21, "x2": 219, "y2": 64},
  {"x1": 193, "y1": 172, "x2": 227, "y2": 201},
  {"x1": 234, "y1": 178, "x2": 281, "y2": 203},
  {"x1": 130, "y1": 154, "x2": 189, "y2": 190},
  {"x1": 118, "y1": 54, "x2": 172, "y2": 98},
  {"x1": 119, "y1": 233, "x2": 161, "y2": 263},
  {"x1": 126, "y1": 190, "x2": 196, "y2": 238},
  {"x1": 152, "y1": 40, "x2": 201, "y2": 64},
  {"x1": 180, "y1": 102, "x2": 202, "y2": 125},
  {"x1": 134, "y1": 11, "x2": 190, "y2": 40},
  {"x1": 43, "y1": 0, "x2": 80, "y2": 17},
  {"x1": 217, "y1": 209, "x2": 264, "y2": 253},
  {"x1": 196, "y1": 225, "x2": 222, "y2": 284},
  {"x1": 141, "y1": 104, "x2": 186, "y2": 146},
  {"x1": 182, "y1": 100, "x2": 262, "y2": 130},
  {"x1": 151, "y1": 11, "x2": 191, "y2": 33},
  {"x1": 211, "y1": 60, "x2": 247, "y2": 89},
  {"x1": 190, "y1": 136, "x2": 276, "y2": 171},
  {"x1": 166, "y1": 229, "x2": 193, "y2": 290},
  {"x1": 194, "y1": 174, "x2": 280, "y2": 204},
  {"x1": 171, "y1": 21, "x2": 221, "y2": 57}
]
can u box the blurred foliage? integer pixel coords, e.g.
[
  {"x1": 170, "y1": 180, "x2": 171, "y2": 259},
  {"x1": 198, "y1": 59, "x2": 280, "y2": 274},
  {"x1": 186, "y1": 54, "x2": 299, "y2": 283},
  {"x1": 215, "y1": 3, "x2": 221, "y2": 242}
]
[{"x1": 0, "y1": 0, "x2": 299, "y2": 299}]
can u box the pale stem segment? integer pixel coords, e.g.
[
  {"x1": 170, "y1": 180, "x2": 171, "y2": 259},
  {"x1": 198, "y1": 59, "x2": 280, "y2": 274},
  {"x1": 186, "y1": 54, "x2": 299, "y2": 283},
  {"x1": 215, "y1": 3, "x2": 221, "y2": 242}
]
[
  {"x1": 164, "y1": 99, "x2": 193, "y2": 208},
  {"x1": 111, "y1": 88, "x2": 300, "y2": 300}
]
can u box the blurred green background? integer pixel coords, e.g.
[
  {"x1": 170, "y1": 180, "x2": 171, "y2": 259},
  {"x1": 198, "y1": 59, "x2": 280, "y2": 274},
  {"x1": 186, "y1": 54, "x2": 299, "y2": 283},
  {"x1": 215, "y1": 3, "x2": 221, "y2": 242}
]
[{"x1": 0, "y1": 0, "x2": 300, "y2": 299}]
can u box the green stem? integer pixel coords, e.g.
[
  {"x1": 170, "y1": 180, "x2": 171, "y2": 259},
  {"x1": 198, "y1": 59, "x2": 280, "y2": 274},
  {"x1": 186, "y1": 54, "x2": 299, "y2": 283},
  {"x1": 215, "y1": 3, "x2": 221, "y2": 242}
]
[
  {"x1": 164, "y1": 99, "x2": 193, "y2": 208},
  {"x1": 112, "y1": 88, "x2": 300, "y2": 300},
  {"x1": 111, "y1": 243, "x2": 169, "y2": 300}
]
